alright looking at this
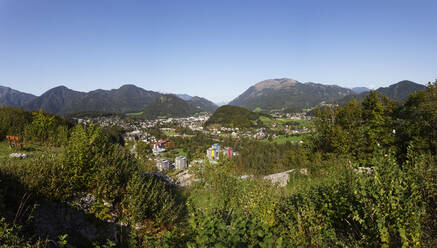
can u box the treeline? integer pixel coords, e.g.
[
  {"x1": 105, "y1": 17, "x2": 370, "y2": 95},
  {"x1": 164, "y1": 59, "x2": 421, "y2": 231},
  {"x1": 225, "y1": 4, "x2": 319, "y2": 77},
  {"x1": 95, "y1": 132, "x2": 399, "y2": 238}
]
[
  {"x1": 0, "y1": 107, "x2": 72, "y2": 146},
  {"x1": 312, "y1": 84, "x2": 437, "y2": 163},
  {"x1": 0, "y1": 107, "x2": 127, "y2": 147}
]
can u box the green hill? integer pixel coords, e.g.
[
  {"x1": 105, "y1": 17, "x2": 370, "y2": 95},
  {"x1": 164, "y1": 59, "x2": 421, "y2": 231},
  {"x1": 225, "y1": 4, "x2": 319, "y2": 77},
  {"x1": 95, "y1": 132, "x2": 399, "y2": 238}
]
[{"x1": 204, "y1": 105, "x2": 265, "y2": 128}]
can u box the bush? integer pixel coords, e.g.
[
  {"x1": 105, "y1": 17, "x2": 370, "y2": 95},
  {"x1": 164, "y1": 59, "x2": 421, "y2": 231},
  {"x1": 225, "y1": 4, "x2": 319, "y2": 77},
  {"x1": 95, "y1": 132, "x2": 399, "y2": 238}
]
[
  {"x1": 124, "y1": 173, "x2": 186, "y2": 226},
  {"x1": 274, "y1": 148, "x2": 436, "y2": 247}
]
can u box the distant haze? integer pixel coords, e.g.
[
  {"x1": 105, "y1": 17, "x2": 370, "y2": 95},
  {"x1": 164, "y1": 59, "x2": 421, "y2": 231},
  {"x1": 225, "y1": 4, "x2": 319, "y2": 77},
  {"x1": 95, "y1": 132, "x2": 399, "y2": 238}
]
[{"x1": 0, "y1": 0, "x2": 436, "y2": 102}]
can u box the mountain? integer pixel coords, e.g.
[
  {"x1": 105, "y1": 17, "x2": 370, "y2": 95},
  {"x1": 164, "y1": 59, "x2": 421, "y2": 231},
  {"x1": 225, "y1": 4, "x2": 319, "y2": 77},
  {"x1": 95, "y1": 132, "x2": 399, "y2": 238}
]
[
  {"x1": 65, "y1": 84, "x2": 161, "y2": 114},
  {"x1": 336, "y1": 80, "x2": 427, "y2": 105},
  {"x1": 351, "y1": 87, "x2": 370, "y2": 94},
  {"x1": 142, "y1": 94, "x2": 201, "y2": 119},
  {"x1": 175, "y1": 94, "x2": 193, "y2": 101},
  {"x1": 175, "y1": 94, "x2": 217, "y2": 112},
  {"x1": 187, "y1": 96, "x2": 218, "y2": 113},
  {"x1": 216, "y1": 101, "x2": 228, "y2": 106},
  {"x1": 23, "y1": 84, "x2": 161, "y2": 115},
  {"x1": 375, "y1": 80, "x2": 427, "y2": 101},
  {"x1": 23, "y1": 86, "x2": 85, "y2": 115},
  {"x1": 204, "y1": 105, "x2": 265, "y2": 128},
  {"x1": 0, "y1": 86, "x2": 37, "y2": 106},
  {"x1": 229, "y1": 78, "x2": 353, "y2": 112}
]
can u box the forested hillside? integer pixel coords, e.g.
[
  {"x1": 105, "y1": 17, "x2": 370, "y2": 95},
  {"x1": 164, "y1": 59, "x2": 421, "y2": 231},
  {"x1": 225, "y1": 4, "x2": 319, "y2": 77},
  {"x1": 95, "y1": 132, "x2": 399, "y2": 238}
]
[
  {"x1": 204, "y1": 105, "x2": 265, "y2": 128},
  {"x1": 142, "y1": 94, "x2": 202, "y2": 119}
]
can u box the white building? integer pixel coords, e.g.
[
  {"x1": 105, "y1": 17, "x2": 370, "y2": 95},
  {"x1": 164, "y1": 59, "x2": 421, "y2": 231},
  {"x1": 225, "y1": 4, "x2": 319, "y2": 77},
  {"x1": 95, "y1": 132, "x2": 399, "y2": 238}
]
[
  {"x1": 156, "y1": 158, "x2": 170, "y2": 171},
  {"x1": 175, "y1": 156, "x2": 187, "y2": 170}
]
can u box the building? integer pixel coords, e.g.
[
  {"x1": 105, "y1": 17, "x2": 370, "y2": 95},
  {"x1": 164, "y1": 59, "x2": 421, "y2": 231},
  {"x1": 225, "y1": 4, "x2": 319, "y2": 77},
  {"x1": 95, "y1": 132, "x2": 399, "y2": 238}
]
[
  {"x1": 175, "y1": 156, "x2": 187, "y2": 170},
  {"x1": 206, "y1": 143, "x2": 221, "y2": 161},
  {"x1": 156, "y1": 158, "x2": 170, "y2": 171},
  {"x1": 221, "y1": 147, "x2": 233, "y2": 159},
  {"x1": 152, "y1": 139, "x2": 169, "y2": 156},
  {"x1": 154, "y1": 139, "x2": 169, "y2": 149}
]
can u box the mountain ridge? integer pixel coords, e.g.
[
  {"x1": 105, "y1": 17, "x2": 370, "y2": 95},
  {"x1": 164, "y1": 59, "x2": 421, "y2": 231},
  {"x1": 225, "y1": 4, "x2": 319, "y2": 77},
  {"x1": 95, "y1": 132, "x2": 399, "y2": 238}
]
[
  {"x1": 229, "y1": 78, "x2": 353, "y2": 111},
  {"x1": 14, "y1": 84, "x2": 217, "y2": 116},
  {"x1": 336, "y1": 80, "x2": 427, "y2": 105},
  {"x1": 0, "y1": 86, "x2": 37, "y2": 106}
]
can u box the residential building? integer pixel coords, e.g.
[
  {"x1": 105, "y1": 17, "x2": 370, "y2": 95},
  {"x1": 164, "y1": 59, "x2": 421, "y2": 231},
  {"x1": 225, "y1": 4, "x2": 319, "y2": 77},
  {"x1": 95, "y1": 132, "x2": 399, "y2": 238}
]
[
  {"x1": 175, "y1": 156, "x2": 187, "y2": 170},
  {"x1": 156, "y1": 158, "x2": 170, "y2": 171}
]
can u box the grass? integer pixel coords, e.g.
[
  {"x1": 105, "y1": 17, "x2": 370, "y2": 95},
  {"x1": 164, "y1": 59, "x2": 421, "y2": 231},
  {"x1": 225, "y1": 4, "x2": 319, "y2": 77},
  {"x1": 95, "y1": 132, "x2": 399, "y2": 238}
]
[
  {"x1": 259, "y1": 116, "x2": 274, "y2": 126},
  {"x1": 161, "y1": 128, "x2": 179, "y2": 136},
  {"x1": 260, "y1": 117, "x2": 313, "y2": 129},
  {"x1": 0, "y1": 141, "x2": 63, "y2": 171},
  {"x1": 0, "y1": 141, "x2": 39, "y2": 160},
  {"x1": 162, "y1": 148, "x2": 187, "y2": 161},
  {"x1": 270, "y1": 134, "x2": 310, "y2": 144},
  {"x1": 126, "y1": 111, "x2": 144, "y2": 116}
]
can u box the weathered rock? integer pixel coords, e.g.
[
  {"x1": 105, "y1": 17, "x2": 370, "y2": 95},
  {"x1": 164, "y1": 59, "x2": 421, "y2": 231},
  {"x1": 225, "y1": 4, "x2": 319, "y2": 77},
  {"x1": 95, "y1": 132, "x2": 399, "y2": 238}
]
[
  {"x1": 9, "y1": 153, "x2": 27, "y2": 158},
  {"x1": 32, "y1": 201, "x2": 123, "y2": 247},
  {"x1": 299, "y1": 168, "x2": 308, "y2": 175},
  {"x1": 175, "y1": 171, "x2": 200, "y2": 187},
  {"x1": 77, "y1": 193, "x2": 96, "y2": 211},
  {"x1": 263, "y1": 169, "x2": 295, "y2": 187}
]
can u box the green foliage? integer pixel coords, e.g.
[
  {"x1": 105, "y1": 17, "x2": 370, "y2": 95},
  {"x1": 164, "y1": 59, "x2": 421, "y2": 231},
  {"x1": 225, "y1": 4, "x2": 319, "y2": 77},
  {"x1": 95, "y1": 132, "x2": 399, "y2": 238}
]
[
  {"x1": 169, "y1": 131, "x2": 214, "y2": 160},
  {"x1": 187, "y1": 161, "x2": 282, "y2": 247},
  {"x1": 25, "y1": 109, "x2": 57, "y2": 143},
  {"x1": 187, "y1": 209, "x2": 281, "y2": 248},
  {"x1": 62, "y1": 124, "x2": 109, "y2": 193},
  {"x1": 0, "y1": 218, "x2": 28, "y2": 248},
  {"x1": 353, "y1": 149, "x2": 435, "y2": 247},
  {"x1": 205, "y1": 105, "x2": 265, "y2": 129},
  {"x1": 0, "y1": 106, "x2": 32, "y2": 140},
  {"x1": 124, "y1": 173, "x2": 186, "y2": 225},
  {"x1": 274, "y1": 149, "x2": 436, "y2": 247},
  {"x1": 395, "y1": 80, "x2": 437, "y2": 159},
  {"x1": 275, "y1": 166, "x2": 358, "y2": 247},
  {"x1": 0, "y1": 106, "x2": 71, "y2": 146},
  {"x1": 311, "y1": 92, "x2": 396, "y2": 165},
  {"x1": 232, "y1": 138, "x2": 308, "y2": 175}
]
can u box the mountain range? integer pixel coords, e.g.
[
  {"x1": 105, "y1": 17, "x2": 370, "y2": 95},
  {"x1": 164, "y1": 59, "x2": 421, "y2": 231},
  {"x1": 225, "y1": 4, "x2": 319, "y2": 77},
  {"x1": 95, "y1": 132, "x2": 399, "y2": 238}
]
[
  {"x1": 0, "y1": 84, "x2": 217, "y2": 117},
  {"x1": 229, "y1": 78, "x2": 427, "y2": 112},
  {"x1": 229, "y1": 78, "x2": 354, "y2": 111},
  {"x1": 335, "y1": 80, "x2": 427, "y2": 105},
  {"x1": 351, "y1": 87, "x2": 371, "y2": 94},
  {"x1": 0, "y1": 79, "x2": 428, "y2": 117},
  {"x1": 0, "y1": 86, "x2": 37, "y2": 106}
]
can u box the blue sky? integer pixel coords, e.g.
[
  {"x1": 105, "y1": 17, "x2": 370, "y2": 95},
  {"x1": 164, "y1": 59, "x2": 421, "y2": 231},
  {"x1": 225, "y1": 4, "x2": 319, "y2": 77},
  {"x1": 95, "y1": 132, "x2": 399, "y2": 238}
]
[{"x1": 1, "y1": 0, "x2": 436, "y2": 102}]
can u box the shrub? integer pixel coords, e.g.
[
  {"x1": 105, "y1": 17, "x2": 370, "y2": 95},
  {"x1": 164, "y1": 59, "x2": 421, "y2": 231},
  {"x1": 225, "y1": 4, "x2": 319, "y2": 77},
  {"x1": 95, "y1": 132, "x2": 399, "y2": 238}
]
[{"x1": 124, "y1": 173, "x2": 186, "y2": 226}]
